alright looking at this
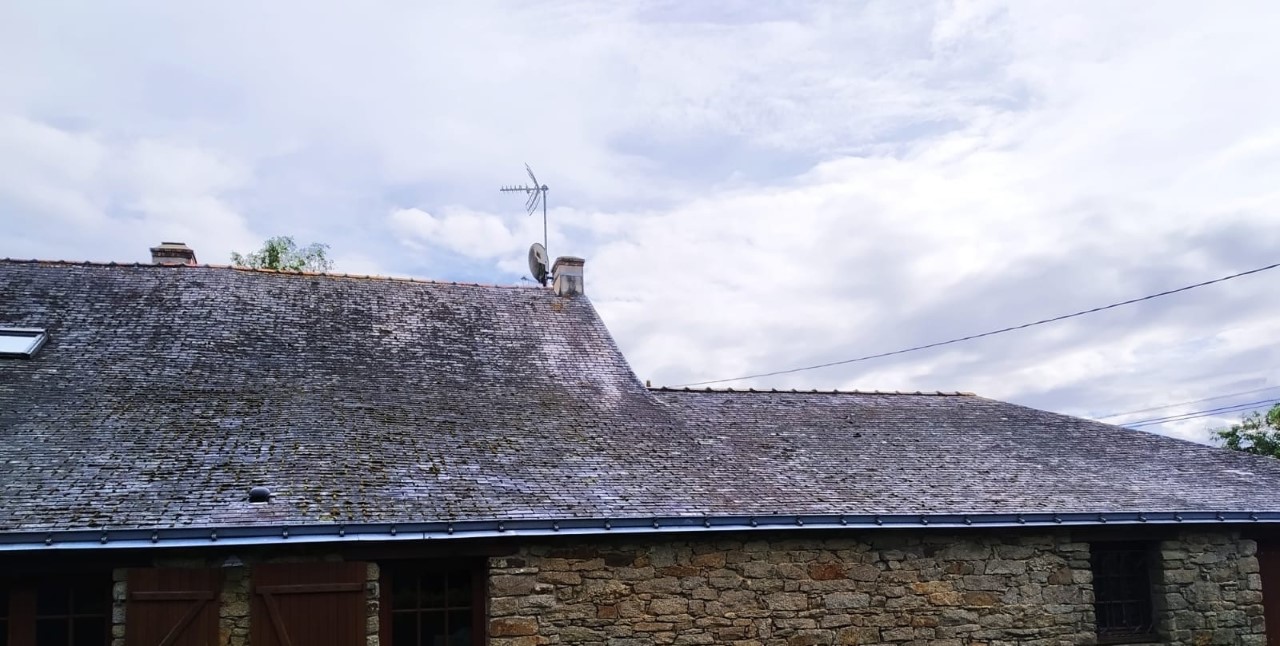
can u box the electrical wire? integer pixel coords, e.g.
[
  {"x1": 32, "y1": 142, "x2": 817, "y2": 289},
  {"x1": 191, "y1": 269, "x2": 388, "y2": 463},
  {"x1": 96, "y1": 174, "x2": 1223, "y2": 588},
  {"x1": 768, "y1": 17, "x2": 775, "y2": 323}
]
[
  {"x1": 1096, "y1": 384, "x2": 1280, "y2": 419},
  {"x1": 673, "y1": 260, "x2": 1280, "y2": 388},
  {"x1": 1124, "y1": 398, "x2": 1279, "y2": 426},
  {"x1": 1127, "y1": 406, "x2": 1260, "y2": 428},
  {"x1": 1125, "y1": 399, "x2": 1280, "y2": 428},
  {"x1": 1127, "y1": 406, "x2": 1265, "y2": 429}
]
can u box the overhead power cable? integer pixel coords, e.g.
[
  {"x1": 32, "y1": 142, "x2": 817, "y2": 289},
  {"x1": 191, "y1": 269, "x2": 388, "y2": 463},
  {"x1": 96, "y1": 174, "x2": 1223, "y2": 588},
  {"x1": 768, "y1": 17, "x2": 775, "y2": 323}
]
[
  {"x1": 1125, "y1": 398, "x2": 1280, "y2": 429},
  {"x1": 1126, "y1": 401, "x2": 1274, "y2": 424},
  {"x1": 673, "y1": 260, "x2": 1280, "y2": 388},
  {"x1": 1126, "y1": 401, "x2": 1278, "y2": 427},
  {"x1": 1096, "y1": 384, "x2": 1280, "y2": 419},
  {"x1": 1125, "y1": 399, "x2": 1275, "y2": 426}
]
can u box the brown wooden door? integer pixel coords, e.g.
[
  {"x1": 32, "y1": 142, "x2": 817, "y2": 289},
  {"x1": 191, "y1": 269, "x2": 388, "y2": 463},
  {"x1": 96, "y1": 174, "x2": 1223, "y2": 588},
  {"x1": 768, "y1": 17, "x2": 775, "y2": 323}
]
[
  {"x1": 250, "y1": 562, "x2": 367, "y2": 646},
  {"x1": 125, "y1": 569, "x2": 220, "y2": 646},
  {"x1": 1263, "y1": 541, "x2": 1280, "y2": 646}
]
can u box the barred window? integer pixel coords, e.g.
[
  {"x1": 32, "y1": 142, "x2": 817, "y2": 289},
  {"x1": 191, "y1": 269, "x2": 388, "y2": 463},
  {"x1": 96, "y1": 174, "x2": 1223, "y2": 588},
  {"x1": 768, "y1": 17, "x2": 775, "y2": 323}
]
[
  {"x1": 1091, "y1": 542, "x2": 1157, "y2": 642},
  {"x1": 386, "y1": 565, "x2": 484, "y2": 646},
  {"x1": 35, "y1": 579, "x2": 110, "y2": 646},
  {"x1": 0, "y1": 575, "x2": 110, "y2": 646}
]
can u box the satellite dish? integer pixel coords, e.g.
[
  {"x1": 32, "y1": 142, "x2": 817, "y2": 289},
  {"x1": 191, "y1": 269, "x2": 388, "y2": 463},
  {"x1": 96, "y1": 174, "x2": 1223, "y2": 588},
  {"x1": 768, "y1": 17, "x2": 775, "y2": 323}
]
[{"x1": 528, "y1": 243, "x2": 549, "y2": 284}]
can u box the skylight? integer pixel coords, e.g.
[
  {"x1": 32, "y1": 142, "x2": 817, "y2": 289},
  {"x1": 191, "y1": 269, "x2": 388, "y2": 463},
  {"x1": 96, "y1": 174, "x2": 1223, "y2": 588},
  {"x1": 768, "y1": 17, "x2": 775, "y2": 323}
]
[{"x1": 0, "y1": 328, "x2": 48, "y2": 358}]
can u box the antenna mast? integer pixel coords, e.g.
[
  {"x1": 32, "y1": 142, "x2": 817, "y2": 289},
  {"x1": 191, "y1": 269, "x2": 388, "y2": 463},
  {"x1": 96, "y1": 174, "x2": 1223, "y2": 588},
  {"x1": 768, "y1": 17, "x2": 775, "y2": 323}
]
[{"x1": 500, "y1": 164, "x2": 550, "y2": 283}]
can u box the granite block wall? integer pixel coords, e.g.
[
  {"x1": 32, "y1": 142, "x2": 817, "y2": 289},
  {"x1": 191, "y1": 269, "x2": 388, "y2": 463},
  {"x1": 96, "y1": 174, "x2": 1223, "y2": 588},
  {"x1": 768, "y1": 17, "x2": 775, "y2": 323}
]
[
  {"x1": 103, "y1": 529, "x2": 1268, "y2": 645},
  {"x1": 487, "y1": 530, "x2": 1267, "y2": 646},
  {"x1": 1154, "y1": 532, "x2": 1267, "y2": 645}
]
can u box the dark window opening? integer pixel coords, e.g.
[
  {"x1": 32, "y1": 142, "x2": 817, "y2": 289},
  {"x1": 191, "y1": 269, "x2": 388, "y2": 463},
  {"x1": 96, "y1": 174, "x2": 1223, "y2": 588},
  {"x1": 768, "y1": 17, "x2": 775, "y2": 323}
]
[
  {"x1": 385, "y1": 564, "x2": 484, "y2": 646},
  {"x1": 2, "y1": 575, "x2": 110, "y2": 646},
  {"x1": 35, "y1": 579, "x2": 109, "y2": 646},
  {"x1": 1091, "y1": 542, "x2": 1157, "y2": 643}
]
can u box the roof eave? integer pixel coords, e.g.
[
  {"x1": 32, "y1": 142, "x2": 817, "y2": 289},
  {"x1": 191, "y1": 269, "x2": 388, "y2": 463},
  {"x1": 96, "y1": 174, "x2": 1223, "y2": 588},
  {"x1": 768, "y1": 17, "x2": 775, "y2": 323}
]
[{"x1": 3, "y1": 511, "x2": 1278, "y2": 553}]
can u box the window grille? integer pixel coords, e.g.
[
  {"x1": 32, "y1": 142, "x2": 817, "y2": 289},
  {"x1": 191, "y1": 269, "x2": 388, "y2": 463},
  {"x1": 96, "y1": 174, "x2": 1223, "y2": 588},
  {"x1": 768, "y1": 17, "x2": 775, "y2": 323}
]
[
  {"x1": 0, "y1": 575, "x2": 110, "y2": 646},
  {"x1": 388, "y1": 566, "x2": 482, "y2": 646},
  {"x1": 1091, "y1": 542, "x2": 1157, "y2": 642},
  {"x1": 35, "y1": 579, "x2": 109, "y2": 646}
]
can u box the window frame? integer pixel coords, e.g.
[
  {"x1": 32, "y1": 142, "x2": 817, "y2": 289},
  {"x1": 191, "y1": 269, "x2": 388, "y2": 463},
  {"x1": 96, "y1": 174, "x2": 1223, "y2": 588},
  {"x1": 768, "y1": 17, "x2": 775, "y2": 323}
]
[
  {"x1": 2, "y1": 573, "x2": 112, "y2": 646},
  {"x1": 0, "y1": 328, "x2": 47, "y2": 359},
  {"x1": 380, "y1": 561, "x2": 486, "y2": 646},
  {"x1": 1090, "y1": 541, "x2": 1159, "y2": 644}
]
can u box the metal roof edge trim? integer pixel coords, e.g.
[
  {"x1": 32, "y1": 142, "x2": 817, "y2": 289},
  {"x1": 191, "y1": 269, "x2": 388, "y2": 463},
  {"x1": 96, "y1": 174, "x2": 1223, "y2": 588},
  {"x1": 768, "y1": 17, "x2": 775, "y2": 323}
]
[{"x1": 2, "y1": 511, "x2": 1277, "y2": 552}]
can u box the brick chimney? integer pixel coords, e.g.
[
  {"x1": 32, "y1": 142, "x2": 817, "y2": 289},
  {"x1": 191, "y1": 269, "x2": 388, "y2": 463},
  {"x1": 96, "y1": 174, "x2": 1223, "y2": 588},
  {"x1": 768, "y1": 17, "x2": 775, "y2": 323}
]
[
  {"x1": 150, "y1": 242, "x2": 197, "y2": 266},
  {"x1": 552, "y1": 256, "x2": 584, "y2": 297}
]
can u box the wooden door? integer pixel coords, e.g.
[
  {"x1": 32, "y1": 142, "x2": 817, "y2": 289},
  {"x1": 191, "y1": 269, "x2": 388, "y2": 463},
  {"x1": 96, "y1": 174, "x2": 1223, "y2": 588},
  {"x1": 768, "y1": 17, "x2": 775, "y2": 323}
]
[
  {"x1": 1263, "y1": 541, "x2": 1280, "y2": 646},
  {"x1": 125, "y1": 569, "x2": 220, "y2": 646},
  {"x1": 250, "y1": 562, "x2": 367, "y2": 646}
]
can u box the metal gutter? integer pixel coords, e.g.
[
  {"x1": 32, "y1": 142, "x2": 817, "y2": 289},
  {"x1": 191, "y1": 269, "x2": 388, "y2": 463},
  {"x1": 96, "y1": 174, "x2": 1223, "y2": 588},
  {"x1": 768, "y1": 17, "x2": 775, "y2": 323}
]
[{"x1": 2, "y1": 511, "x2": 1278, "y2": 552}]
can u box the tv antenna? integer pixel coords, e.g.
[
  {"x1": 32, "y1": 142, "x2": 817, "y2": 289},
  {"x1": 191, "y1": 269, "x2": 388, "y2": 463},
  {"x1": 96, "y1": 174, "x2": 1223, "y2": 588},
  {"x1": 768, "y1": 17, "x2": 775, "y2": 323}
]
[{"x1": 500, "y1": 164, "x2": 550, "y2": 285}]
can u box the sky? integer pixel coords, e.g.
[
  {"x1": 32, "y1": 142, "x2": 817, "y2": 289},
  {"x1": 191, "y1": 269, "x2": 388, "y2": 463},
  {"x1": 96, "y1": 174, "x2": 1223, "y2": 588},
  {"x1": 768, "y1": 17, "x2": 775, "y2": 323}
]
[{"x1": 3, "y1": 1, "x2": 1279, "y2": 443}]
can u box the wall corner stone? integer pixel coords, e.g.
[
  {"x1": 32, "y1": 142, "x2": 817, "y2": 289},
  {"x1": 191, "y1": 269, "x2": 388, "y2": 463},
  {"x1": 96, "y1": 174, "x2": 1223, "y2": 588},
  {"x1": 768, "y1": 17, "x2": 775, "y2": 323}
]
[{"x1": 111, "y1": 567, "x2": 128, "y2": 646}]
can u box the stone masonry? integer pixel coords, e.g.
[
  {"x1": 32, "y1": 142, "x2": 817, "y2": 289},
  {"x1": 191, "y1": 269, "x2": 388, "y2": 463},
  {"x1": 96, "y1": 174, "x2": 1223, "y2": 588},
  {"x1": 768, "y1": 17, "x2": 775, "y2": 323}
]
[
  {"x1": 111, "y1": 567, "x2": 126, "y2": 646},
  {"x1": 1154, "y1": 532, "x2": 1267, "y2": 644},
  {"x1": 101, "y1": 529, "x2": 1266, "y2": 645},
  {"x1": 487, "y1": 530, "x2": 1267, "y2": 646}
]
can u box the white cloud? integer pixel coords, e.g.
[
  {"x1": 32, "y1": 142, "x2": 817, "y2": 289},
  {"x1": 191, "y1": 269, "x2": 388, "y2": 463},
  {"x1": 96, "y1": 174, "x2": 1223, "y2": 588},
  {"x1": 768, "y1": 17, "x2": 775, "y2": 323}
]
[
  {"x1": 388, "y1": 207, "x2": 525, "y2": 260},
  {"x1": 119, "y1": 140, "x2": 248, "y2": 197},
  {"x1": 0, "y1": 116, "x2": 258, "y2": 263},
  {"x1": 0, "y1": 115, "x2": 108, "y2": 226},
  {"x1": 3, "y1": 1, "x2": 1280, "y2": 443}
]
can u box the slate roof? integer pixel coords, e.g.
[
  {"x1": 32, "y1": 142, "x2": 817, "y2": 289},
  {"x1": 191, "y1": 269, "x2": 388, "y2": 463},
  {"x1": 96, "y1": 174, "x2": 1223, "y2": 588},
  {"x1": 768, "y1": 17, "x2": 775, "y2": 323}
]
[
  {"x1": 651, "y1": 388, "x2": 1280, "y2": 516},
  {"x1": 3, "y1": 259, "x2": 1280, "y2": 537}
]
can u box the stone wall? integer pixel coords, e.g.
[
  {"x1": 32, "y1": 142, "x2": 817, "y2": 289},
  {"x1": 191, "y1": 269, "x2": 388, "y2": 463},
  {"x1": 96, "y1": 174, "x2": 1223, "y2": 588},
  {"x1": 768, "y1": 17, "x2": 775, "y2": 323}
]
[
  {"x1": 487, "y1": 532, "x2": 1098, "y2": 645},
  {"x1": 111, "y1": 568, "x2": 126, "y2": 646},
  {"x1": 101, "y1": 528, "x2": 1269, "y2": 645},
  {"x1": 1154, "y1": 532, "x2": 1266, "y2": 645},
  {"x1": 487, "y1": 530, "x2": 1269, "y2": 646},
  {"x1": 220, "y1": 564, "x2": 250, "y2": 646}
]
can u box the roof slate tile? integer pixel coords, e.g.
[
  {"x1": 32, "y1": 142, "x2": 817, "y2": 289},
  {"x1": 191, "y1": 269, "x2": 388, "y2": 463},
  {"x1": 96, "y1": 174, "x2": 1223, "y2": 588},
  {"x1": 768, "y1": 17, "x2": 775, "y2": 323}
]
[{"x1": 2, "y1": 260, "x2": 1279, "y2": 535}]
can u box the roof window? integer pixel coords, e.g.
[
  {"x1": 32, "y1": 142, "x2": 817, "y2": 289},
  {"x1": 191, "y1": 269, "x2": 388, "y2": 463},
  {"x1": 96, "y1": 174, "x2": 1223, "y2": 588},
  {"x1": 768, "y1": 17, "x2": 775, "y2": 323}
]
[{"x1": 0, "y1": 328, "x2": 48, "y2": 358}]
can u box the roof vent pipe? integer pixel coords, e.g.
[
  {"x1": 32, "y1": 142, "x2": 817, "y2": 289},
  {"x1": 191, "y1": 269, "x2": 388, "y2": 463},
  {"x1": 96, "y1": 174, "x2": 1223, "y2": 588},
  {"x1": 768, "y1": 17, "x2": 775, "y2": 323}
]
[
  {"x1": 150, "y1": 242, "x2": 198, "y2": 266},
  {"x1": 552, "y1": 256, "x2": 584, "y2": 297},
  {"x1": 248, "y1": 486, "x2": 271, "y2": 503}
]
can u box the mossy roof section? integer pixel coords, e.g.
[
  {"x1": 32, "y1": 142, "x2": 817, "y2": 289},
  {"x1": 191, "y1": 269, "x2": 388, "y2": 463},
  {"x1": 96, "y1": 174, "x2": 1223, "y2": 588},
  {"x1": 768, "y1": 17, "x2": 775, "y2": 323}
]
[
  {"x1": 0, "y1": 261, "x2": 697, "y2": 531},
  {"x1": 650, "y1": 389, "x2": 1280, "y2": 516},
  {"x1": 2, "y1": 260, "x2": 1280, "y2": 535}
]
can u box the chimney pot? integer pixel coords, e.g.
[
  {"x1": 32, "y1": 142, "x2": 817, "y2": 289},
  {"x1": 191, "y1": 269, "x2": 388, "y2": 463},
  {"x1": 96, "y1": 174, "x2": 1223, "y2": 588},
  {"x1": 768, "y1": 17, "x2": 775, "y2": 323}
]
[
  {"x1": 552, "y1": 256, "x2": 585, "y2": 297},
  {"x1": 150, "y1": 242, "x2": 197, "y2": 266}
]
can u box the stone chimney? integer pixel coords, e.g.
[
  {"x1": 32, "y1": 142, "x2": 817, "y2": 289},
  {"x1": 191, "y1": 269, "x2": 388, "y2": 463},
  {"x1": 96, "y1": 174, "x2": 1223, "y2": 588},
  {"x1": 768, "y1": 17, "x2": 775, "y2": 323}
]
[
  {"x1": 150, "y1": 242, "x2": 198, "y2": 266},
  {"x1": 552, "y1": 256, "x2": 584, "y2": 297}
]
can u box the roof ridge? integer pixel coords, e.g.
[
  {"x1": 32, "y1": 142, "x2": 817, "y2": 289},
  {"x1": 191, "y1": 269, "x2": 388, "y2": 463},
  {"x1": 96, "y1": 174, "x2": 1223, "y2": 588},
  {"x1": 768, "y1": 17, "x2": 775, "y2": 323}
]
[
  {"x1": 0, "y1": 258, "x2": 538, "y2": 290},
  {"x1": 648, "y1": 386, "x2": 976, "y2": 397}
]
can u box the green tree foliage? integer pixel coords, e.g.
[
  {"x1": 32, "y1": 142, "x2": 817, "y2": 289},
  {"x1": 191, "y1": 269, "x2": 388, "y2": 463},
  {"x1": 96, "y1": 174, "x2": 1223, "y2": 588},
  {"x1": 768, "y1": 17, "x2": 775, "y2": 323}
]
[
  {"x1": 1213, "y1": 403, "x2": 1280, "y2": 458},
  {"x1": 231, "y1": 236, "x2": 334, "y2": 272}
]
